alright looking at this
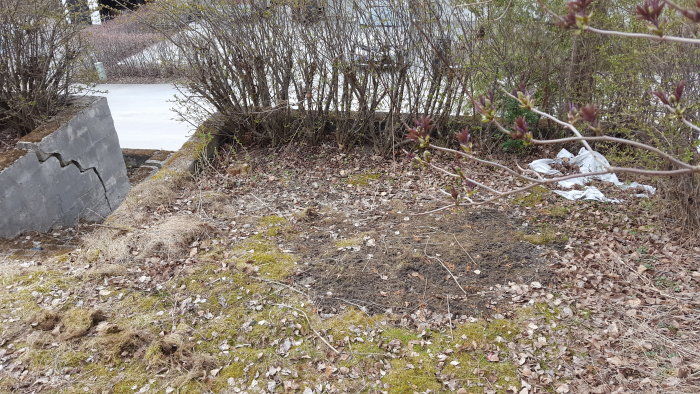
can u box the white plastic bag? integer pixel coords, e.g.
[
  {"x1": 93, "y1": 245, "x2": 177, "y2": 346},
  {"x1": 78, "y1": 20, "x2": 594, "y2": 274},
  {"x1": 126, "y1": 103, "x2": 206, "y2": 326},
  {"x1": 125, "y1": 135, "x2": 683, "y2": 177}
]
[{"x1": 528, "y1": 148, "x2": 656, "y2": 203}]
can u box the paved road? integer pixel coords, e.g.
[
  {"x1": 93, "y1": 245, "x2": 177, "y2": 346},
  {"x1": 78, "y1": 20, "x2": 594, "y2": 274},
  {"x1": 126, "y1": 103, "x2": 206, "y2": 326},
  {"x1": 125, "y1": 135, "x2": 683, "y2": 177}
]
[{"x1": 93, "y1": 84, "x2": 198, "y2": 151}]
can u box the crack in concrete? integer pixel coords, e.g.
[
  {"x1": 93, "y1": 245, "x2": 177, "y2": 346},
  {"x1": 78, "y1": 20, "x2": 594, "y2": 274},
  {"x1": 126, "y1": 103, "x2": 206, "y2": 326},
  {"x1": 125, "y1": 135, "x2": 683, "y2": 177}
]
[{"x1": 33, "y1": 150, "x2": 113, "y2": 211}]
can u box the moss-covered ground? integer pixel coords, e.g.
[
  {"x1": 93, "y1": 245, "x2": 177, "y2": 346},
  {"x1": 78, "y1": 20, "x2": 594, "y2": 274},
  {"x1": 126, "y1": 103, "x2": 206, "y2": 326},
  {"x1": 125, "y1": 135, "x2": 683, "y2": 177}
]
[
  {"x1": 2, "y1": 146, "x2": 695, "y2": 393},
  {"x1": 0, "y1": 210, "x2": 568, "y2": 393}
]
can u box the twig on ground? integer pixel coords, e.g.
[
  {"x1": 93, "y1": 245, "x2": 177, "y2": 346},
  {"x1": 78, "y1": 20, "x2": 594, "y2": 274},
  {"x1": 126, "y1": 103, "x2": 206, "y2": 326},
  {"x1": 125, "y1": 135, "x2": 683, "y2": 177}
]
[
  {"x1": 424, "y1": 236, "x2": 467, "y2": 296},
  {"x1": 332, "y1": 298, "x2": 370, "y2": 315},
  {"x1": 447, "y1": 294, "x2": 454, "y2": 341},
  {"x1": 253, "y1": 276, "x2": 312, "y2": 300},
  {"x1": 430, "y1": 255, "x2": 468, "y2": 296},
  {"x1": 453, "y1": 234, "x2": 478, "y2": 268},
  {"x1": 273, "y1": 303, "x2": 341, "y2": 354},
  {"x1": 251, "y1": 194, "x2": 285, "y2": 217},
  {"x1": 412, "y1": 203, "x2": 458, "y2": 216}
]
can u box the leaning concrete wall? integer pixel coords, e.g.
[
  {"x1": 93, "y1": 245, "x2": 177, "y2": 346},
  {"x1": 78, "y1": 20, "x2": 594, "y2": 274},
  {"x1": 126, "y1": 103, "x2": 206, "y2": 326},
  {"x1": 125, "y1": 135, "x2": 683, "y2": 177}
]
[{"x1": 0, "y1": 96, "x2": 130, "y2": 238}]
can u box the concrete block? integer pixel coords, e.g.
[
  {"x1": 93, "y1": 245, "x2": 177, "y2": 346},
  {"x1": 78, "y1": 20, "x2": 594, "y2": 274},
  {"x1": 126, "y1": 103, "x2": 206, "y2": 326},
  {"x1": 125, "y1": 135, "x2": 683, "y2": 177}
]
[{"x1": 0, "y1": 96, "x2": 131, "y2": 238}]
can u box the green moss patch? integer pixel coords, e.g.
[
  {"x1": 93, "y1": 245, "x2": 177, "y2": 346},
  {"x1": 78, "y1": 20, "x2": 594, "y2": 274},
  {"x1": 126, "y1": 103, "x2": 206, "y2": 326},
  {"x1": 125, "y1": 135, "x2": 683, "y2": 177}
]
[
  {"x1": 515, "y1": 186, "x2": 550, "y2": 207},
  {"x1": 234, "y1": 239, "x2": 296, "y2": 280},
  {"x1": 542, "y1": 205, "x2": 571, "y2": 218},
  {"x1": 347, "y1": 172, "x2": 381, "y2": 187},
  {"x1": 383, "y1": 359, "x2": 444, "y2": 392},
  {"x1": 519, "y1": 223, "x2": 569, "y2": 245}
]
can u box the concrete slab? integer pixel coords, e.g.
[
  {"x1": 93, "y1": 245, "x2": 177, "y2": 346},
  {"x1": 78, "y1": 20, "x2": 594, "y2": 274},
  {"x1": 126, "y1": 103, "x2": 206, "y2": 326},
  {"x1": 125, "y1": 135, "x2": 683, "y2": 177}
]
[
  {"x1": 1, "y1": 96, "x2": 130, "y2": 238},
  {"x1": 92, "y1": 84, "x2": 197, "y2": 151}
]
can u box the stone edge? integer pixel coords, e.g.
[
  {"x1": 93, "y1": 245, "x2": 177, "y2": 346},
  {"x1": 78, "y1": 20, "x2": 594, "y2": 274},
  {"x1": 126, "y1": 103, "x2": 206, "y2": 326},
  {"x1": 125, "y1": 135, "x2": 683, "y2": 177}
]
[
  {"x1": 0, "y1": 97, "x2": 99, "y2": 172},
  {"x1": 103, "y1": 114, "x2": 224, "y2": 226}
]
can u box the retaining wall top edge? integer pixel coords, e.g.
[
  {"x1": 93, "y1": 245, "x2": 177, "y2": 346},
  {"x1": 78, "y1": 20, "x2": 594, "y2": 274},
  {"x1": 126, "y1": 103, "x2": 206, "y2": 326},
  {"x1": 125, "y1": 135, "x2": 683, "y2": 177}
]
[
  {"x1": 0, "y1": 149, "x2": 29, "y2": 172},
  {"x1": 19, "y1": 96, "x2": 104, "y2": 145},
  {"x1": 103, "y1": 113, "x2": 224, "y2": 227}
]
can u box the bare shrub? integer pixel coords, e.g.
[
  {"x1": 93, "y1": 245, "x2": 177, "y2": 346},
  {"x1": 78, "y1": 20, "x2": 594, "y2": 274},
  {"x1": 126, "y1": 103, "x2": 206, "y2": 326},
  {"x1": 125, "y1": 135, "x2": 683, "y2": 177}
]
[
  {"x1": 660, "y1": 173, "x2": 700, "y2": 229},
  {"x1": 406, "y1": 0, "x2": 700, "y2": 227},
  {"x1": 144, "y1": 0, "x2": 699, "y2": 224},
  {"x1": 150, "y1": 0, "x2": 481, "y2": 153},
  {"x1": 0, "y1": 0, "x2": 88, "y2": 136},
  {"x1": 84, "y1": 4, "x2": 180, "y2": 79}
]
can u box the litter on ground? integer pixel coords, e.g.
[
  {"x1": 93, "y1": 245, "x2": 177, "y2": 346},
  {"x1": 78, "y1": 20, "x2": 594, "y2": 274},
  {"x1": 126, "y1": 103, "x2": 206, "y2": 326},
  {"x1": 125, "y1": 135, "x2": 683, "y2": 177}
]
[{"x1": 528, "y1": 148, "x2": 656, "y2": 203}]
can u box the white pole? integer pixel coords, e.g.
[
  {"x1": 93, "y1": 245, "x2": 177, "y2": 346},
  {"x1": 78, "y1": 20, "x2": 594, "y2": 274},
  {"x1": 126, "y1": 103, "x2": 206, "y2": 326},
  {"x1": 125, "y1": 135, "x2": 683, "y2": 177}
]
[
  {"x1": 87, "y1": 0, "x2": 102, "y2": 25},
  {"x1": 94, "y1": 62, "x2": 108, "y2": 80},
  {"x1": 60, "y1": 0, "x2": 72, "y2": 23}
]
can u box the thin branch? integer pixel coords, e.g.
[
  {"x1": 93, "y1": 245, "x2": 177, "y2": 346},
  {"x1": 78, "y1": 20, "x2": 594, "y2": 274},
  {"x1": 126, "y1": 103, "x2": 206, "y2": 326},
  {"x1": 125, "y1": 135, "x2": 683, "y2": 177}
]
[
  {"x1": 608, "y1": 166, "x2": 697, "y2": 177},
  {"x1": 586, "y1": 26, "x2": 700, "y2": 45},
  {"x1": 464, "y1": 172, "x2": 615, "y2": 206},
  {"x1": 453, "y1": 234, "x2": 478, "y2": 268},
  {"x1": 412, "y1": 203, "x2": 459, "y2": 216},
  {"x1": 501, "y1": 88, "x2": 595, "y2": 154},
  {"x1": 536, "y1": 0, "x2": 700, "y2": 46},
  {"x1": 682, "y1": 118, "x2": 700, "y2": 136},
  {"x1": 424, "y1": 146, "x2": 698, "y2": 206},
  {"x1": 273, "y1": 303, "x2": 341, "y2": 355},
  {"x1": 424, "y1": 237, "x2": 468, "y2": 296},
  {"x1": 429, "y1": 144, "x2": 540, "y2": 183},
  {"x1": 426, "y1": 161, "x2": 502, "y2": 195},
  {"x1": 430, "y1": 255, "x2": 468, "y2": 296},
  {"x1": 532, "y1": 136, "x2": 695, "y2": 169}
]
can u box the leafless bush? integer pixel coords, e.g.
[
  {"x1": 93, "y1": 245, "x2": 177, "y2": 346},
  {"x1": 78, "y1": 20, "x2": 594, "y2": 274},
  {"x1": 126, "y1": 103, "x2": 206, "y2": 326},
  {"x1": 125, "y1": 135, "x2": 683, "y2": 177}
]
[
  {"x1": 660, "y1": 173, "x2": 700, "y2": 228},
  {"x1": 84, "y1": 4, "x2": 181, "y2": 79},
  {"x1": 408, "y1": 0, "x2": 700, "y2": 226},
  {"x1": 0, "y1": 0, "x2": 88, "y2": 136},
  {"x1": 151, "y1": 0, "x2": 482, "y2": 153}
]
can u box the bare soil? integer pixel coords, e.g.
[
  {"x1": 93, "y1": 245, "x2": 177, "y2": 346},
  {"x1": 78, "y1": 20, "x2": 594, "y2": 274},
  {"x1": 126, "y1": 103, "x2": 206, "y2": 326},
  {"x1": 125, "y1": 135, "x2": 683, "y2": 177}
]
[
  {"x1": 197, "y1": 144, "x2": 549, "y2": 320},
  {"x1": 294, "y1": 207, "x2": 545, "y2": 316}
]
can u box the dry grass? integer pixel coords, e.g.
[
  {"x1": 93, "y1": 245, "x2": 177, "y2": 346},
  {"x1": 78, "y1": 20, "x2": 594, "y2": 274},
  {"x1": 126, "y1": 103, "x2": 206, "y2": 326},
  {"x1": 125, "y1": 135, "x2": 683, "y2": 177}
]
[
  {"x1": 108, "y1": 176, "x2": 184, "y2": 225},
  {"x1": 660, "y1": 173, "x2": 700, "y2": 229},
  {"x1": 82, "y1": 215, "x2": 213, "y2": 264},
  {"x1": 140, "y1": 216, "x2": 214, "y2": 259}
]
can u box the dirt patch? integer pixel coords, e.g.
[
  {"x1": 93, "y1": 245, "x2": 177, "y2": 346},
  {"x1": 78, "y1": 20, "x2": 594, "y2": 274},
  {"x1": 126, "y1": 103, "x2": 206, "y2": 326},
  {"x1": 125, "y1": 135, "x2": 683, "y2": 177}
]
[
  {"x1": 122, "y1": 148, "x2": 174, "y2": 166},
  {"x1": 0, "y1": 148, "x2": 26, "y2": 171},
  {"x1": 293, "y1": 207, "x2": 545, "y2": 317},
  {"x1": 0, "y1": 128, "x2": 20, "y2": 156},
  {"x1": 0, "y1": 227, "x2": 86, "y2": 261},
  {"x1": 122, "y1": 149, "x2": 175, "y2": 184},
  {"x1": 189, "y1": 144, "x2": 549, "y2": 319},
  {"x1": 127, "y1": 166, "x2": 157, "y2": 184}
]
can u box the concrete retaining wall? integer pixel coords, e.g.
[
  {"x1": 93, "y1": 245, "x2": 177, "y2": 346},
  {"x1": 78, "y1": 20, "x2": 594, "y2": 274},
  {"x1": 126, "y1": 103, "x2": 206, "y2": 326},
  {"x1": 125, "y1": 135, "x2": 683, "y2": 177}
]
[{"x1": 0, "y1": 96, "x2": 130, "y2": 239}]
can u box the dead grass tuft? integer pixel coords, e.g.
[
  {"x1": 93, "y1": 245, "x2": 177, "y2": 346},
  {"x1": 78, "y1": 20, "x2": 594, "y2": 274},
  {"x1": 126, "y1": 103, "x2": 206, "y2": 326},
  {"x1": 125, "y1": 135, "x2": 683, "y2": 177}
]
[
  {"x1": 105, "y1": 167, "x2": 195, "y2": 228},
  {"x1": 660, "y1": 173, "x2": 700, "y2": 229},
  {"x1": 80, "y1": 229, "x2": 133, "y2": 264},
  {"x1": 61, "y1": 308, "x2": 106, "y2": 340},
  {"x1": 106, "y1": 180, "x2": 179, "y2": 227},
  {"x1": 82, "y1": 215, "x2": 214, "y2": 263},
  {"x1": 98, "y1": 329, "x2": 152, "y2": 360},
  {"x1": 28, "y1": 310, "x2": 60, "y2": 331},
  {"x1": 140, "y1": 216, "x2": 214, "y2": 259}
]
